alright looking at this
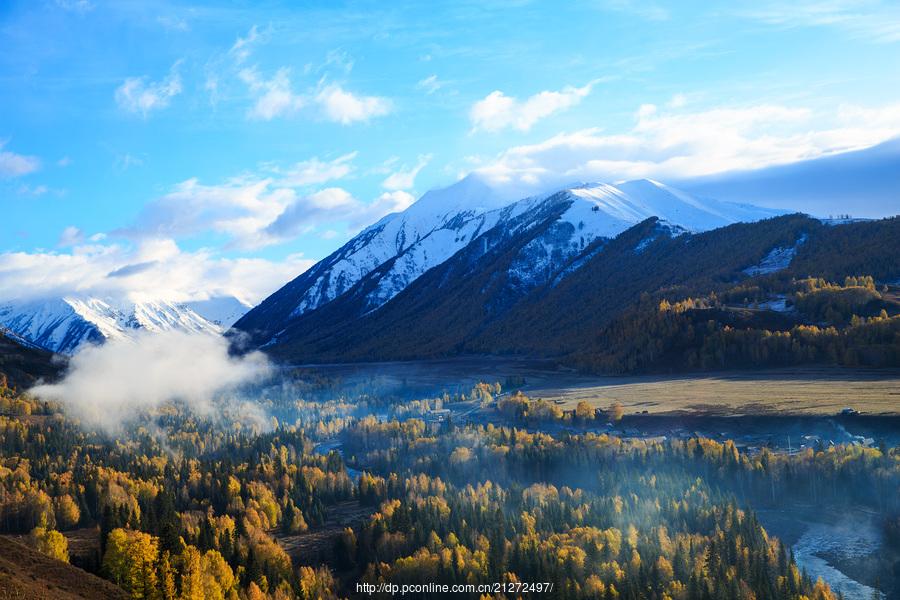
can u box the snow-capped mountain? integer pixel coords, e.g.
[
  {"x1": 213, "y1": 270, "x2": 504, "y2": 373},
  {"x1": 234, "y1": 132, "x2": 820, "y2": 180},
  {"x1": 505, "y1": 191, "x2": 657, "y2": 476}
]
[
  {"x1": 492, "y1": 178, "x2": 785, "y2": 291},
  {"x1": 0, "y1": 295, "x2": 249, "y2": 355},
  {"x1": 231, "y1": 174, "x2": 510, "y2": 344},
  {"x1": 233, "y1": 177, "x2": 786, "y2": 349},
  {"x1": 290, "y1": 173, "x2": 509, "y2": 316}
]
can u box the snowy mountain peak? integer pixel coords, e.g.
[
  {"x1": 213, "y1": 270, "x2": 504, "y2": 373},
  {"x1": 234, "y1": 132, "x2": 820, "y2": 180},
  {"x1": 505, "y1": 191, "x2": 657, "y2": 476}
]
[
  {"x1": 409, "y1": 173, "x2": 504, "y2": 219},
  {"x1": 562, "y1": 179, "x2": 785, "y2": 234},
  {"x1": 0, "y1": 294, "x2": 249, "y2": 355}
]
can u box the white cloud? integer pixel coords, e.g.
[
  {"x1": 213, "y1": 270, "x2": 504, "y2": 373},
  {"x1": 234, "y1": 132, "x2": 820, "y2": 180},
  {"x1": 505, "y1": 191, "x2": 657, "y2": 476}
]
[
  {"x1": 269, "y1": 152, "x2": 357, "y2": 187},
  {"x1": 416, "y1": 75, "x2": 442, "y2": 95},
  {"x1": 472, "y1": 100, "x2": 900, "y2": 198},
  {"x1": 742, "y1": 1, "x2": 900, "y2": 43},
  {"x1": 240, "y1": 67, "x2": 306, "y2": 120},
  {"x1": 0, "y1": 237, "x2": 314, "y2": 306},
  {"x1": 115, "y1": 62, "x2": 183, "y2": 117},
  {"x1": 382, "y1": 154, "x2": 432, "y2": 190},
  {"x1": 264, "y1": 187, "x2": 414, "y2": 240},
  {"x1": 470, "y1": 82, "x2": 595, "y2": 133},
  {"x1": 31, "y1": 331, "x2": 270, "y2": 431},
  {"x1": 126, "y1": 177, "x2": 293, "y2": 249},
  {"x1": 125, "y1": 152, "x2": 396, "y2": 249},
  {"x1": 0, "y1": 142, "x2": 40, "y2": 178},
  {"x1": 315, "y1": 84, "x2": 391, "y2": 124},
  {"x1": 58, "y1": 226, "x2": 84, "y2": 247}
]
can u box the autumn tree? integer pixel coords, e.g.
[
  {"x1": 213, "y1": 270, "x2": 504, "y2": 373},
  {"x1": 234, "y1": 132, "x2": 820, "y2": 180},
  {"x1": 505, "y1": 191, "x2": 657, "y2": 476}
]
[{"x1": 30, "y1": 526, "x2": 69, "y2": 562}]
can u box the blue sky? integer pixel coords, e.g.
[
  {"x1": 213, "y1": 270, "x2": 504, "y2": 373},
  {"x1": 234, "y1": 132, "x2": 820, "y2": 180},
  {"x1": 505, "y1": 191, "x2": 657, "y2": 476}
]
[{"x1": 1, "y1": 0, "x2": 899, "y2": 304}]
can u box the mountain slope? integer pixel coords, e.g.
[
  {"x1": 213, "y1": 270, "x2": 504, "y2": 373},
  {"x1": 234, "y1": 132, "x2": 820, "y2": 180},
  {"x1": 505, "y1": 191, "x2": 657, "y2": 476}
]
[
  {"x1": 234, "y1": 179, "x2": 782, "y2": 350},
  {"x1": 184, "y1": 296, "x2": 252, "y2": 328},
  {"x1": 232, "y1": 174, "x2": 509, "y2": 347},
  {"x1": 0, "y1": 536, "x2": 128, "y2": 600},
  {"x1": 0, "y1": 296, "x2": 234, "y2": 354},
  {"x1": 262, "y1": 213, "x2": 826, "y2": 362},
  {"x1": 0, "y1": 328, "x2": 63, "y2": 390}
]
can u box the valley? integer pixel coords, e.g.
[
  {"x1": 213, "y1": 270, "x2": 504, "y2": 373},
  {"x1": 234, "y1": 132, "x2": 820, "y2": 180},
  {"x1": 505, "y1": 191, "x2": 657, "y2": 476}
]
[{"x1": 4, "y1": 3, "x2": 900, "y2": 598}]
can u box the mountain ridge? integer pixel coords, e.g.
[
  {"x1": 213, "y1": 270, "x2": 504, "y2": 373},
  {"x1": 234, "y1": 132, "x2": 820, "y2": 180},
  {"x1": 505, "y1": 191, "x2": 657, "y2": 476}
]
[
  {"x1": 248, "y1": 213, "x2": 900, "y2": 370},
  {"x1": 0, "y1": 295, "x2": 250, "y2": 355},
  {"x1": 233, "y1": 178, "x2": 783, "y2": 351}
]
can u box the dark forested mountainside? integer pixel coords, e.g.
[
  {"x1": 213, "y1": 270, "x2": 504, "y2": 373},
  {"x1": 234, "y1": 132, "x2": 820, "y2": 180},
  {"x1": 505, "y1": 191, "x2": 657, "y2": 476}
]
[
  {"x1": 0, "y1": 329, "x2": 63, "y2": 391},
  {"x1": 250, "y1": 214, "x2": 900, "y2": 373}
]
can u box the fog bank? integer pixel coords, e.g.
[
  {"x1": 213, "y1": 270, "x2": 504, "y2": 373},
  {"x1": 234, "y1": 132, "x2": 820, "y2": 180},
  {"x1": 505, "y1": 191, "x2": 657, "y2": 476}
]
[{"x1": 31, "y1": 330, "x2": 270, "y2": 430}]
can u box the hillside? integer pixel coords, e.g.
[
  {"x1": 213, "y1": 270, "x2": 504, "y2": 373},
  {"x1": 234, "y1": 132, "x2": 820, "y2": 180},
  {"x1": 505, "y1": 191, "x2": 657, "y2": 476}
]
[
  {"x1": 0, "y1": 536, "x2": 128, "y2": 600},
  {"x1": 256, "y1": 214, "x2": 900, "y2": 372},
  {"x1": 0, "y1": 329, "x2": 63, "y2": 390}
]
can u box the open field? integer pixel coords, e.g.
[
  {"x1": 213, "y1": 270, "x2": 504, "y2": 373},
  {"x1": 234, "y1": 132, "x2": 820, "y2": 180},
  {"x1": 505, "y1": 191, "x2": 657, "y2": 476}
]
[
  {"x1": 525, "y1": 367, "x2": 900, "y2": 415},
  {"x1": 293, "y1": 359, "x2": 900, "y2": 416}
]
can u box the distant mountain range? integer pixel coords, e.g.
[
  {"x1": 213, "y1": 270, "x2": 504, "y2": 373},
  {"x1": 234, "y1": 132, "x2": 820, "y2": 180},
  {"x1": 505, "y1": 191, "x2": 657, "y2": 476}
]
[
  {"x1": 0, "y1": 295, "x2": 250, "y2": 355},
  {"x1": 678, "y1": 137, "x2": 900, "y2": 219}
]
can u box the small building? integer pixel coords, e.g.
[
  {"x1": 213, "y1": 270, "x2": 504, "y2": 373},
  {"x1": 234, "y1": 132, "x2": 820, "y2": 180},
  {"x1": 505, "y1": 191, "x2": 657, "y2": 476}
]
[{"x1": 425, "y1": 408, "x2": 452, "y2": 423}]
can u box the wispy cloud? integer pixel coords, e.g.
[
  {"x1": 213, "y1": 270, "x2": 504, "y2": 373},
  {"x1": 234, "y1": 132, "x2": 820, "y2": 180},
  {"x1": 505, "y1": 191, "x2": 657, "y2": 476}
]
[
  {"x1": 741, "y1": 0, "x2": 900, "y2": 43},
  {"x1": 121, "y1": 151, "x2": 401, "y2": 248},
  {"x1": 156, "y1": 15, "x2": 190, "y2": 32},
  {"x1": 230, "y1": 24, "x2": 261, "y2": 64},
  {"x1": 323, "y1": 49, "x2": 354, "y2": 73},
  {"x1": 115, "y1": 61, "x2": 183, "y2": 117},
  {"x1": 58, "y1": 226, "x2": 84, "y2": 247},
  {"x1": 416, "y1": 75, "x2": 443, "y2": 95},
  {"x1": 470, "y1": 81, "x2": 596, "y2": 133},
  {"x1": 115, "y1": 153, "x2": 144, "y2": 170},
  {"x1": 0, "y1": 142, "x2": 40, "y2": 178},
  {"x1": 54, "y1": 0, "x2": 94, "y2": 13},
  {"x1": 382, "y1": 154, "x2": 432, "y2": 190},
  {"x1": 264, "y1": 187, "x2": 413, "y2": 240},
  {"x1": 240, "y1": 67, "x2": 305, "y2": 120},
  {"x1": 266, "y1": 152, "x2": 358, "y2": 187},
  {"x1": 15, "y1": 184, "x2": 51, "y2": 197},
  {"x1": 600, "y1": 0, "x2": 669, "y2": 21}
]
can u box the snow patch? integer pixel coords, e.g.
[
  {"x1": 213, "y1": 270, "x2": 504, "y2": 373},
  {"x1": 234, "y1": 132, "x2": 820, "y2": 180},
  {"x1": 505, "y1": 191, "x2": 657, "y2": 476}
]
[{"x1": 743, "y1": 234, "x2": 807, "y2": 276}]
